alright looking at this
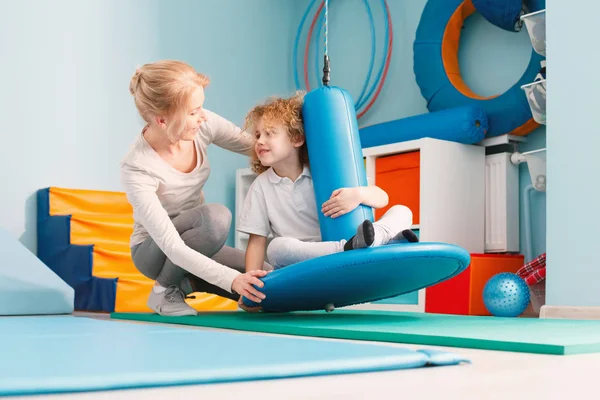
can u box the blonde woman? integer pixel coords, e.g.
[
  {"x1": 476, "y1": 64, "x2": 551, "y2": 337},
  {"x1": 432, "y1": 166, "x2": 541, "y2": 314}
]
[{"x1": 121, "y1": 60, "x2": 269, "y2": 316}]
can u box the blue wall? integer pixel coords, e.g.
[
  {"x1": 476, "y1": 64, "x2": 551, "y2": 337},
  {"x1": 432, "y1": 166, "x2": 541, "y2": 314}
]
[
  {"x1": 0, "y1": 0, "x2": 161, "y2": 252},
  {"x1": 546, "y1": 0, "x2": 597, "y2": 307},
  {"x1": 0, "y1": 0, "x2": 293, "y2": 251}
]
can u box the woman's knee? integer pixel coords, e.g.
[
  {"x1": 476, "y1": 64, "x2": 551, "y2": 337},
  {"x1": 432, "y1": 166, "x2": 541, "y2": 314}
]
[
  {"x1": 130, "y1": 241, "x2": 165, "y2": 280},
  {"x1": 202, "y1": 203, "x2": 232, "y2": 240}
]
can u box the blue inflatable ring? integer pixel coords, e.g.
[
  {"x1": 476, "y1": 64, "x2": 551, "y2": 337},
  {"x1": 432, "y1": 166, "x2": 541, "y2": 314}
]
[{"x1": 413, "y1": 0, "x2": 545, "y2": 137}]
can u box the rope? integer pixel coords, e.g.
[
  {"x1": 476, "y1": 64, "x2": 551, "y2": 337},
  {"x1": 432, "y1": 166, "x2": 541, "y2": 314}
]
[
  {"x1": 322, "y1": 0, "x2": 331, "y2": 86},
  {"x1": 324, "y1": 0, "x2": 328, "y2": 57}
]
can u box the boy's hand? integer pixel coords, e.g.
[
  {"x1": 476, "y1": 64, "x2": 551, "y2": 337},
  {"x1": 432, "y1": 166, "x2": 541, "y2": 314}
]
[{"x1": 322, "y1": 187, "x2": 362, "y2": 218}]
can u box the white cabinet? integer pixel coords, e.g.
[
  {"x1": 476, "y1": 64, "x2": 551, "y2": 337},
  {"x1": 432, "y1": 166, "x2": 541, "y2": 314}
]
[
  {"x1": 358, "y1": 138, "x2": 485, "y2": 312},
  {"x1": 364, "y1": 138, "x2": 485, "y2": 253}
]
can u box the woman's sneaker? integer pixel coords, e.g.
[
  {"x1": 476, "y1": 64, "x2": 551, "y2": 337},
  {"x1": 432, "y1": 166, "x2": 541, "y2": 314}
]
[{"x1": 147, "y1": 285, "x2": 198, "y2": 316}]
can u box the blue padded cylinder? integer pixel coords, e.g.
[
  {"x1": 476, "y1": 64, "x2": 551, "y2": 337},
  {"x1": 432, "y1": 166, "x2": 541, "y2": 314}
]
[
  {"x1": 359, "y1": 106, "x2": 488, "y2": 148},
  {"x1": 472, "y1": 0, "x2": 524, "y2": 32},
  {"x1": 472, "y1": 0, "x2": 545, "y2": 32},
  {"x1": 525, "y1": 0, "x2": 546, "y2": 13},
  {"x1": 302, "y1": 87, "x2": 373, "y2": 242}
]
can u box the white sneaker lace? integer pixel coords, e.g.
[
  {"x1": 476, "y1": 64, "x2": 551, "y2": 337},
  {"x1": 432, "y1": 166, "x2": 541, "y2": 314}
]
[{"x1": 163, "y1": 285, "x2": 186, "y2": 304}]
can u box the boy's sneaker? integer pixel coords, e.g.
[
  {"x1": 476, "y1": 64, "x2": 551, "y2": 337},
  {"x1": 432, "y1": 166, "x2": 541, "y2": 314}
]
[{"x1": 389, "y1": 229, "x2": 420, "y2": 244}]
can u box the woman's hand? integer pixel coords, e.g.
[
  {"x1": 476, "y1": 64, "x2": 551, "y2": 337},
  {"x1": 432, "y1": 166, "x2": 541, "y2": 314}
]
[
  {"x1": 321, "y1": 187, "x2": 362, "y2": 218},
  {"x1": 231, "y1": 270, "x2": 268, "y2": 304}
]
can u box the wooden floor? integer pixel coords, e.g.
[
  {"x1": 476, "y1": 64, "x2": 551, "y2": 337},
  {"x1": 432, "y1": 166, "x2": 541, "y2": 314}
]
[{"x1": 12, "y1": 314, "x2": 598, "y2": 400}]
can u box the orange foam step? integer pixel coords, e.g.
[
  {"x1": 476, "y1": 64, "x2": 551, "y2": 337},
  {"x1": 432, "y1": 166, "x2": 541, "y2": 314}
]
[
  {"x1": 91, "y1": 245, "x2": 140, "y2": 279},
  {"x1": 114, "y1": 278, "x2": 238, "y2": 313},
  {"x1": 49, "y1": 187, "x2": 132, "y2": 217},
  {"x1": 69, "y1": 214, "x2": 134, "y2": 248},
  {"x1": 47, "y1": 186, "x2": 238, "y2": 313}
]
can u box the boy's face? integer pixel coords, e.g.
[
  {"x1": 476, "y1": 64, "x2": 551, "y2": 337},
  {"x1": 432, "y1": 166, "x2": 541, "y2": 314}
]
[{"x1": 253, "y1": 118, "x2": 304, "y2": 168}]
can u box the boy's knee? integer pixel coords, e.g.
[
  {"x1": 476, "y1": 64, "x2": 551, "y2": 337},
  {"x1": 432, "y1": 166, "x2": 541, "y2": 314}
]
[
  {"x1": 390, "y1": 204, "x2": 413, "y2": 221},
  {"x1": 266, "y1": 237, "x2": 291, "y2": 269}
]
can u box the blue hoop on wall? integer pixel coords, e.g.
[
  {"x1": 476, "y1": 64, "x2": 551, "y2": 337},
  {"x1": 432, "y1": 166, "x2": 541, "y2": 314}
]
[{"x1": 293, "y1": 0, "x2": 392, "y2": 118}]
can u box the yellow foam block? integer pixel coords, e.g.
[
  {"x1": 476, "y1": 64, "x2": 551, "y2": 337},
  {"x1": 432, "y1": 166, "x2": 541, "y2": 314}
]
[
  {"x1": 91, "y1": 244, "x2": 237, "y2": 312},
  {"x1": 49, "y1": 187, "x2": 132, "y2": 217},
  {"x1": 91, "y1": 244, "x2": 140, "y2": 279},
  {"x1": 70, "y1": 214, "x2": 134, "y2": 248},
  {"x1": 114, "y1": 278, "x2": 237, "y2": 313},
  {"x1": 49, "y1": 186, "x2": 238, "y2": 313}
]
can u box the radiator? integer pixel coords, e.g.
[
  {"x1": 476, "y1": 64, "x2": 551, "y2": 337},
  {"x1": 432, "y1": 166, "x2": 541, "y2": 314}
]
[{"x1": 485, "y1": 153, "x2": 519, "y2": 253}]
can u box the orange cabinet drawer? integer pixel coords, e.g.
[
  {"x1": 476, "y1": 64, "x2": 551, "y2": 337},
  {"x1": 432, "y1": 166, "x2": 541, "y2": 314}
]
[{"x1": 375, "y1": 151, "x2": 420, "y2": 224}]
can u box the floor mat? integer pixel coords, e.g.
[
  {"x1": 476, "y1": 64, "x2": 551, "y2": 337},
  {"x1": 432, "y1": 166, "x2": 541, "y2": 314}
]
[
  {"x1": 0, "y1": 315, "x2": 468, "y2": 396},
  {"x1": 112, "y1": 310, "x2": 600, "y2": 355}
]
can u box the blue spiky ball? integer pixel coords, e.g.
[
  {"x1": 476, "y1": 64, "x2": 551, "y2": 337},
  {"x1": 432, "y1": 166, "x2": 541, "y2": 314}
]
[{"x1": 483, "y1": 272, "x2": 530, "y2": 317}]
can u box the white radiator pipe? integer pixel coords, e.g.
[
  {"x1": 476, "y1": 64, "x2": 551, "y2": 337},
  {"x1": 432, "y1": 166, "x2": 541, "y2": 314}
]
[{"x1": 511, "y1": 148, "x2": 547, "y2": 262}]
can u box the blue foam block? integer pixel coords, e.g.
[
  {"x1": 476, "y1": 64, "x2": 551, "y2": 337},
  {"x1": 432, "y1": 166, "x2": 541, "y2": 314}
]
[
  {"x1": 243, "y1": 242, "x2": 471, "y2": 312},
  {"x1": 359, "y1": 106, "x2": 488, "y2": 148},
  {"x1": 37, "y1": 188, "x2": 116, "y2": 312},
  {"x1": 0, "y1": 227, "x2": 74, "y2": 315},
  {"x1": 0, "y1": 316, "x2": 469, "y2": 396}
]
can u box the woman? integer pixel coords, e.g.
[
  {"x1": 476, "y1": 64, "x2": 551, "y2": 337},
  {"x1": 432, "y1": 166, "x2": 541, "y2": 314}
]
[{"x1": 121, "y1": 60, "x2": 270, "y2": 316}]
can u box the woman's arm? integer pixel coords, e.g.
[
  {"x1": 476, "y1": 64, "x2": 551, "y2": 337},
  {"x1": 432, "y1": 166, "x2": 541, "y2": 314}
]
[
  {"x1": 204, "y1": 109, "x2": 254, "y2": 156},
  {"x1": 120, "y1": 162, "x2": 241, "y2": 292},
  {"x1": 245, "y1": 234, "x2": 267, "y2": 272}
]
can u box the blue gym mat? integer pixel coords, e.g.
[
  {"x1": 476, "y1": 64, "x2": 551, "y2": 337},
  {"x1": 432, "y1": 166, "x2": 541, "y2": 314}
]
[{"x1": 0, "y1": 316, "x2": 469, "y2": 396}]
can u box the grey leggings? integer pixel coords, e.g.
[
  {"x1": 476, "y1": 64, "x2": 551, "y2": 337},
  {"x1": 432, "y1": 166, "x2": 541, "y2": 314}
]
[{"x1": 131, "y1": 203, "x2": 270, "y2": 301}]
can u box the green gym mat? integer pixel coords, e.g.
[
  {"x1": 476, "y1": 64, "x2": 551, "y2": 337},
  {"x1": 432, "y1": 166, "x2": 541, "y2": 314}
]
[{"x1": 112, "y1": 310, "x2": 600, "y2": 355}]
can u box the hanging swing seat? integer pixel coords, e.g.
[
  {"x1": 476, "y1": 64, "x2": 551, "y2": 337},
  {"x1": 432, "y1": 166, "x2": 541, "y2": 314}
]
[{"x1": 242, "y1": 242, "x2": 470, "y2": 313}]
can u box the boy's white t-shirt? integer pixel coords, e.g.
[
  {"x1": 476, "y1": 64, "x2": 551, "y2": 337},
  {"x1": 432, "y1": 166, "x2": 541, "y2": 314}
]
[
  {"x1": 120, "y1": 109, "x2": 253, "y2": 293},
  {"x1": 237, "y1": 167, "x2": 321, "y2": 242}
]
